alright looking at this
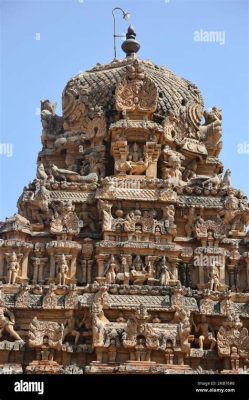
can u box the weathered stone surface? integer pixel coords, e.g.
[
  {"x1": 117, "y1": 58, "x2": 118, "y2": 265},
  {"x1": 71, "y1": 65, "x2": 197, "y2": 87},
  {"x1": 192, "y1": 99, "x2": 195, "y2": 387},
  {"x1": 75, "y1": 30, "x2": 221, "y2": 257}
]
[{"x1": 0, "y1": 24, "x2": 249, "y2": 375}]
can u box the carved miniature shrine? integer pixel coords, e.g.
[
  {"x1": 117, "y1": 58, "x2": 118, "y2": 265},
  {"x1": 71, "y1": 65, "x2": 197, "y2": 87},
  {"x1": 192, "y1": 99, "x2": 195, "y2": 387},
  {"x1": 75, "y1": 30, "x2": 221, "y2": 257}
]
[{"x1": 0, "y1": 26, "x2": 249, "y2": 374}]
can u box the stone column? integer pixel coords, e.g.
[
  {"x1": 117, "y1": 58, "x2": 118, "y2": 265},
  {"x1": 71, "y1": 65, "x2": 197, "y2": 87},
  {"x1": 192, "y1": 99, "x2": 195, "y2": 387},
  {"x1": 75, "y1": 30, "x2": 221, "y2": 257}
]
[
  {"x1": 70, "y1": 255, "x2": 77, "y2": 281},
  {"x1": 20, "y1": 250, "x2": 29, "y2": 282},
  {"x1": 37, "y1": 259, "x2": 47, "y2": 284},
  {"x1": 171, "y1": 259, "x2": 178, "y2": 280},
  {"x1": 227, "y1": 264, "x2": 235, "y2": 288},
  {"x1": 243, "y1": 253, "x2": 249, "y2": 289},
  {"x1": 96, "y1": 255, "x2": 106, "y2": 277},
  {"x1": 0, "y1": 252, "x2": 4, "y2": 280},
  {"x1": 219, "y1": 260, "x2": 225, "y2": 285},
  {"x1": 33, "y1": 263, "x2": 39, "y2": 284},
  {"x1": 88, "y1": 260, "x2": 93, "y2": 283},
  {"x1": 81, "y1": 260, "x2": 87, "y2": 284},
  {"x1": 198, "y1": 264, "x2": 205, "y2": 285},
  {"x1": 49, "y1": 255, "x2": 56, "y2": 282}
]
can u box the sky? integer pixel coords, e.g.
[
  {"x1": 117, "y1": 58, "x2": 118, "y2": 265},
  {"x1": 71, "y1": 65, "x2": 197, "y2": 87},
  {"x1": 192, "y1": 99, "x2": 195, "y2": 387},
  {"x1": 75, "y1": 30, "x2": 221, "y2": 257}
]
[{"x1": 0, "y1": 0, "x2": 248, "y2": 221}]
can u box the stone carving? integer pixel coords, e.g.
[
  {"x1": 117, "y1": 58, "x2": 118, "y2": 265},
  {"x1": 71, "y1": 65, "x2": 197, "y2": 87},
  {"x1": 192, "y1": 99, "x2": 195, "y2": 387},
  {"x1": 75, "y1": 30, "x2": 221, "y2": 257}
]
[
  {"x1": 130, "y1": 255, "x2": 148, "y2": 285},
  {"x1": 83, "y1": 112, "x2": 107, "y2": 147},
  {"x1": 178, "y1": 262, "x2": 192, "y2": 288},
  {"x1": 160, "y1": 146, "x2": 184, "y2": 184},
  {"x1": 50, "y1": 201, "x2": 80, "y2": 237},
  {"x1": 5, "y1": 252, "x2": 23, "y2": 285},
  {"x1": 15, "y1": 284, "x2": 29, "y2": 308},
  {"x1": 91, "y1": 303, "x2": 110, "y2": 347},
  {"x1": 1, "y1": 23, "x2": 249, "y2": 375},
  {"x1": 36, "y1": 163, "x2": 48, "y2": 182},
  {"x1": 62, "y1": 315, "x2": 81, "y2": 345},
  {"x1": 116, "y1": 60, "x2": 158, "y2": 114},
  {"x1": 194, "y1": 217, "x2": 227, "y2": 245},
  {"x1": 31, "y1": 257, "x2": 48, "y2": 284},
  {"x1": 55, "y1": 254, "x2": 72, "y2": 286},
  {"x1": 29, "y1": 317, "x2": 63, "y2": 360},
  {"x1": 40, "y1": 99, "x2": 62, "y2": 136},
  {"x1": 184, "y1": 206, "x2": 195, "y2": 237},
  {"x1": 122, "y1": 305, "x2": 160, "y2": 361},
  {"x1": 104, "y1": 255, "x2": 118, "y2": 284},
  {"x1": 207, "y1": 261, "x2": 221, "y2": 291},
  {"x1": 217, "y1": 314, "x2": 249, "y2": 369},
  {"x1": 182, "y1": 159, "x2": 198, "y2": 181},
  {"x1": 43, "y1": 285, "x2": 58, "y2": 309},
  {"x1": 0, "y1": 307, "x2": 24, "y2": 342},
  {"x1": 178, "y1": 307, "x2": 191, "y2": 355},
  {"x1": 159, "y1": 256, "x2": 174, "y2": 286},
  {"x1": 199, "y1": 107, "x2": 222, "y2": 157},
  {"x1": 98, "y1": 200, "x2": 112, "y2": 231},
  {"x1": 50, "y1": 164, "x2": 98, "y2": 184},
  {"x1": 192, "y1": 315, "x2": 216, "y2": 350}
]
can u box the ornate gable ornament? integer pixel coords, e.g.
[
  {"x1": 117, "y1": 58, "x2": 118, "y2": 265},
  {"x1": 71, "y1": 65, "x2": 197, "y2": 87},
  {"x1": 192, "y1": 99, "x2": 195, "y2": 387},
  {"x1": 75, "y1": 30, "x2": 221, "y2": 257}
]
[
  {"x1": 217, "y1": 315, "x2": 249, "y2": 358},
  {"x1": 115, "y1": 60, "x2": 158, "y2": 116}
]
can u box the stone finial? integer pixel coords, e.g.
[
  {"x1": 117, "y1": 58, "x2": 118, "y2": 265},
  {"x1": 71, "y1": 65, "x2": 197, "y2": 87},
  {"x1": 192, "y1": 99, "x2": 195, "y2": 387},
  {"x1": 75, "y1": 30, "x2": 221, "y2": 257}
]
[{"x1": 121, "y1": 25, "x2": 140, "y2": 57}]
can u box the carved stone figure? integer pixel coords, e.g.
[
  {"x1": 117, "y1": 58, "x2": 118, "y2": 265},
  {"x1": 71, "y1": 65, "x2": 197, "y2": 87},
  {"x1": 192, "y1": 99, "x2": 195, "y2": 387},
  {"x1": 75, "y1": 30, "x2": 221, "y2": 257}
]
[
  {"x1": 5, "y1": 252, "x2": 22, "y2": 285},
  {"x1": 208, "y1": 262, "x2": 221, "y2": 291},
  {"x1": 159, "y1": 256, "x2": 173, "y2": 286},
  {"x1": 199, "y1": 107, "x2": 222, "y2": 157},
  {"x1": 55, "y1": 254, "x2": 71, "y2": 286},
  {"x1": 0, "y1": 307, "x2": 23, "y2": 342},
  {"x1": 63, "y1": 315, "x2": 80, "y2": 345},
  {"x1": 98, "y1": 200, "x2": 112, "y2": 231},
  {"x1": 29, "y1": 317, "x2": 64, "y2": 361},
  {"x1": 178, "y1": 308, "x2": 191, "y2": 355},
  {"x1": 78, "y1": 204, "x2": 96, "y2": 232},
  {"x1": 36, "y1": 163, "x2": 48, "y2": 181},
  {"x1": 192, "y1": 315, "x2": 216, "y2": 350},
  {"x1": 184, "y1": 206, "x2": 195, "y2": 237},
  {"x1": 217, "y1": 314, "x2": 249, "y2": 370},
  {"x1": 202, "y1": 174, "x2": 221, "y2": 190},
  {"x1": 50, "y1": 201, "x2": 80, "y2": 237},
  {"x1": 105, "y1": 255, "x2": 118, "y2": 284},
  {"x1": 40, "y1": 99, "x2": 57, "y2": 132},
  {"x1": 130, "y1": 256, "x2": 147, "y2": 285}
]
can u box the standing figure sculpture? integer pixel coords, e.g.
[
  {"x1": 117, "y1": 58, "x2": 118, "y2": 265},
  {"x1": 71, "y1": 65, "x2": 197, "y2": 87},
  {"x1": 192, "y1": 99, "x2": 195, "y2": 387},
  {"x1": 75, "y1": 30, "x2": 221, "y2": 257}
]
[
  {"x1": 5, "y1": 252, "x2": 22, "y2": 285},
  {"x1": 208, "y1": 262, "x2": 220, "y2": 291},
  {"x1": 159, "y1": 256, "x2": 174, "y2": 286},
  {"x1": 56, "y1": 254, "x2": 70, "y2": 286}
]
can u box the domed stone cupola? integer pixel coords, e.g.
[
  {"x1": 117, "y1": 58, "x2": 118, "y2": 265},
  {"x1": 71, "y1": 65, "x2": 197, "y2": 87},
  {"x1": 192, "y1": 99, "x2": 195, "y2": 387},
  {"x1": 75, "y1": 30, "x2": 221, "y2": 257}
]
[{"x1": 0, "y1": 21, "x2": 249, "y2": 375}]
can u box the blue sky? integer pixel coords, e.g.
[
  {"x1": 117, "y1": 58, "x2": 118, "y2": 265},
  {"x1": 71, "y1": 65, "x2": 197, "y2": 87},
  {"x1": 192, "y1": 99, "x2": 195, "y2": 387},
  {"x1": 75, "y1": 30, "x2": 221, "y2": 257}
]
[{"x1": 0, "y1": 0, "x2": 248, "y2": 220}]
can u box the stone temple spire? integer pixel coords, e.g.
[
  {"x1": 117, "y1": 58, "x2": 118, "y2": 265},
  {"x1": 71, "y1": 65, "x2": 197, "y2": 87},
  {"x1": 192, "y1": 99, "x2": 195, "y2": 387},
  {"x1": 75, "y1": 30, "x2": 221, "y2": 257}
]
[{"x1": 121, "y1": 25, "x2": 140, "y2": 57}]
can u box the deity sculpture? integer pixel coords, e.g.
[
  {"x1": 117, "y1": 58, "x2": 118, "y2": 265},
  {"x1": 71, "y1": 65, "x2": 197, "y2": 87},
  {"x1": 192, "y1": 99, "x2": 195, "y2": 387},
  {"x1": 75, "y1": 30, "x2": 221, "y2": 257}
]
[
  {"x1": 56, "y1": 254, "x2": 71, "y2": 286},
  {"x1": 159, "y1": 257, "x2": 174, "y2": 286},
  {"x1": 5, "y1": 252, "x2": 22, "y2": 285},
  {"x1": 105, "y1": 255, "x2": 118, "y2": 284},
  {"x1": 192, "y1": 315, "x2": 216, "y2": 350},
  {"x1": 62, "y1": 315, "x2": 80, "y2": 345},
  {"x1": 208, "y1": 262, "x2": 221, "y2": 291},
  {"x1": 130, "y1": 256, "x2": 147, "y2": 285}
]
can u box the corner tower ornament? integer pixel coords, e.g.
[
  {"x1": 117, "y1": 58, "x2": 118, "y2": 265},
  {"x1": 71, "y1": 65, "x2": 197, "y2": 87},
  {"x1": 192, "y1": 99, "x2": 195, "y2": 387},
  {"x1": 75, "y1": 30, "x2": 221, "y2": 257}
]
[{"x1": 0, "y1": 16, "x2": 249, "y2": 375}]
